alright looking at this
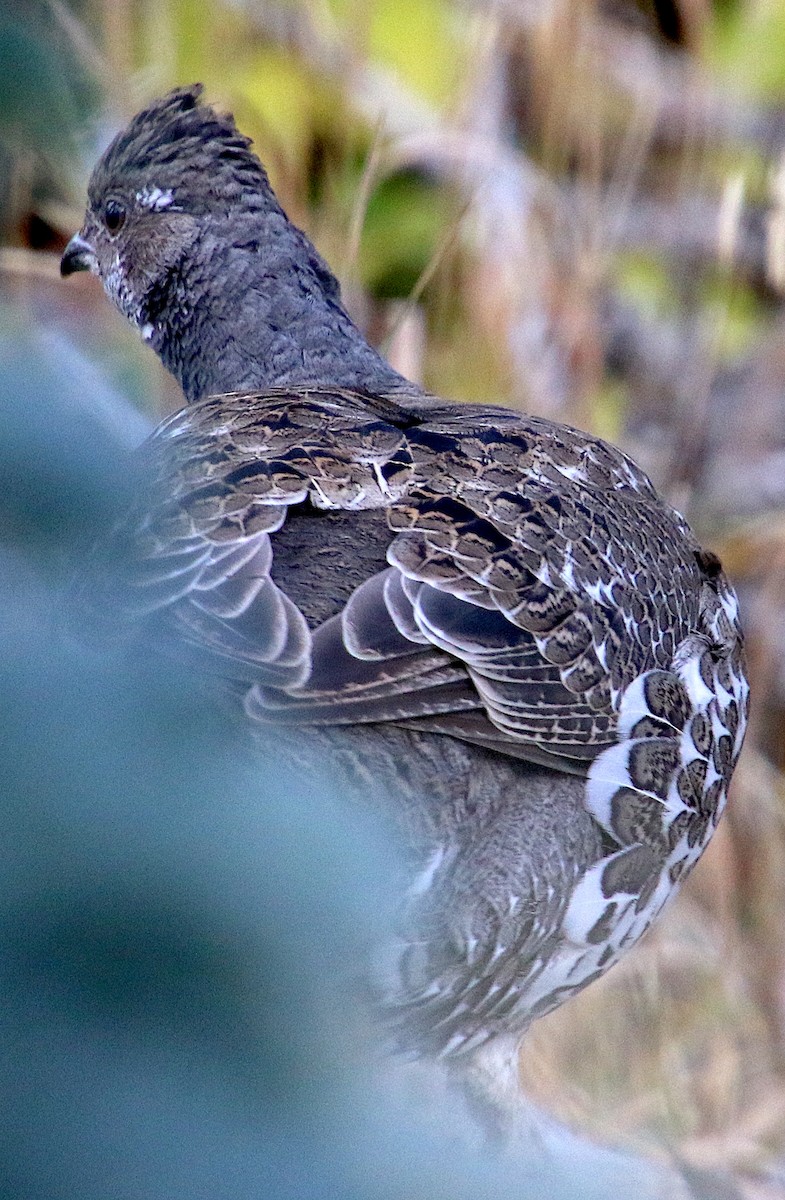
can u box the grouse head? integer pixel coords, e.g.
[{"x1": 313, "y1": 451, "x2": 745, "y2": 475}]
[
  {"x1": 63, "y1": 86, "x2": 261, "y2": 320},
  {"x1": 60, "y1": 84, "x2": 375, "y2": 402}
]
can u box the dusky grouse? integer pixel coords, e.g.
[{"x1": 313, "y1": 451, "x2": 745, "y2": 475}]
[{"x1": 61, "y1": 86, "x2": 748, "y2": 1068}]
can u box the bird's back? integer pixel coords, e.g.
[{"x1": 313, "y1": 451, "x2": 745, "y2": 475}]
[{"x1": 81, "y1": 384, "x2": 746, "y2": 1055}]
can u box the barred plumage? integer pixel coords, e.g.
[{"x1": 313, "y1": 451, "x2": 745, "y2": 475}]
[
  {"x1": 76, "y1": 385, "x2": 748, "y2": 1054},
  {"x1": 62, "y1": 87, "x2": 748, "y2": 1063}
]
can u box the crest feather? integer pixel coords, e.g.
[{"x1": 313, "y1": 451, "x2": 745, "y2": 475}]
[{"x1": 88, "y1": 84, "x2": 270, "y2": 211}]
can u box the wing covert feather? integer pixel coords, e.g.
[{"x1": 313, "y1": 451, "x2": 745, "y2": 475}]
[{"x1": 89, "y1": 388, "x2": 718, "y2": 771}]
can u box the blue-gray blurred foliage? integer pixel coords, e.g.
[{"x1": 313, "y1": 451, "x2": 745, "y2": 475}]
[{"x1": 0, "y1": 302, "x2": 389, "y2": 1198}]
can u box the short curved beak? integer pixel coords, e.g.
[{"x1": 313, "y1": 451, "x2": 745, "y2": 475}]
[{"x1": 60, "y1": 232, "x2": 98, "y2": 277}]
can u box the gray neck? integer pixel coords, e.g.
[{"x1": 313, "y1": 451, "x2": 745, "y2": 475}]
[{"x1": 143, "y1": 210, "x2": 408, "y2": 403}]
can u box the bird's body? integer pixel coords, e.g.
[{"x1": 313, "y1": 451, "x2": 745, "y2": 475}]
[{"x1": 62, "y1": 86, "x2": 748, "y2": 1066}]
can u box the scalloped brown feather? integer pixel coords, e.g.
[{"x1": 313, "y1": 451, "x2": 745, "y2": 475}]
[{"x1": 77, "y1": 384, "x2": 748, "y2": 1053}]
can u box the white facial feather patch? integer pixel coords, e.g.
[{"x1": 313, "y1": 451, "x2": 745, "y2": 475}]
[{"x1": 136, "y1": 185, "x2": 174, "y2": 211}]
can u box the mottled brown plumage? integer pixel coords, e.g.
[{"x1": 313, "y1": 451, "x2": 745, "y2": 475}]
[
  {"x1": 63, "y1": 88, "x2": 748, "y2": 1063},
  {"x1": 75, "y1": 383, "x2": 748, "y2": 1053}
]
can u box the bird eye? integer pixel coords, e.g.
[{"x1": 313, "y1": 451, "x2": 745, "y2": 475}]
[{"x1": 103, "y1": 199, "x2": 127, "y2": 234}]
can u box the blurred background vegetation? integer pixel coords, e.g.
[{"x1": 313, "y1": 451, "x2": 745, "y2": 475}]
[{"x1": 4, "y1": 0, "x2": 785, "y2": 1196}]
